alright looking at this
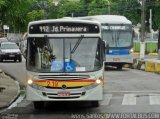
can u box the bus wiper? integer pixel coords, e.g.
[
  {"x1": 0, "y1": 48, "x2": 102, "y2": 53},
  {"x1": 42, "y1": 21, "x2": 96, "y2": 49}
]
[
  {"x1": 71, "y1": 35, "x2": 84, "y2": 54},
  {"x1": 116, "y1": 31, "x2": 120, "y2": 46}
]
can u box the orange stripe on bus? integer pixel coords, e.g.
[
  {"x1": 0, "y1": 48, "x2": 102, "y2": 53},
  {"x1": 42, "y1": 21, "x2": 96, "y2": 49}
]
[{"x1": 34, "y1": 79, "x2": 96, "y2": 83}]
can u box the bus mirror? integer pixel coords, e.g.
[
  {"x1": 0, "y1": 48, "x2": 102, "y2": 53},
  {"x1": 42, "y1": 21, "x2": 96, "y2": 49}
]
[
  {"x1": 101, "y1": 41, "x2": 106, "y2": 61},
  {"x1": 102, "y1": 41, "x2": 105, "y2": 51},
  {"x1": 133, "y1": 30, "x2": 135, "y2": 38},
  {"x1": 106, "y1": 43, "x2": 109, "y2": 54},
  {"x1": 23, "y1": 49, "x2": 27, "y2": 59}
]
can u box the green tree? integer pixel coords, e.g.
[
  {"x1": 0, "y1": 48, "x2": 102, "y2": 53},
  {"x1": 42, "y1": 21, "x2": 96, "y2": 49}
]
[
  {"x1": 0, "y1": 0, "x2": 32, "y2": 32},
  {"x1": 57, "y1": 0, "x2": 83, "y2": 18},
  {"x1": 146, "y1": 0, "x2": 160, "y2": 30},
  {"x1": 79, "y1": 0, "x2": 92, "y2": 16},
  {"x1": 1, "y1": 0, "x2": 160, "y2": 32},
  {"x1": 88, "y1": 0, "x2": 110, "y2": 15},
  {"x1": 110, "y1": 0, "x2": 140, "y2": 25},
  {"x1": 27, "y1": 0, "x2": 53, "y2": 21}
]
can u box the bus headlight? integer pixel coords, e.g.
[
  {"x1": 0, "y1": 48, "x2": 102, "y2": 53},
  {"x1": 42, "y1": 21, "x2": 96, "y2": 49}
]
[
  {"x1": 84, "y1": 83, "x2": 98, "y2": 90},
  {"x1": 30, "y1": 84, "x2": 45, "y2": 91},
  {"x1": 129, "y1": 48, "x2": 134, "y2": 53},
  {"x1": 27, "y1": 78, "x2": 44, "y2": 91},
  {"x1": 96, "y1": 79, "x2": 101, "y2": 84},
  {"x1": 27, "y1": 79, "x2": 33, "y2": 85}
]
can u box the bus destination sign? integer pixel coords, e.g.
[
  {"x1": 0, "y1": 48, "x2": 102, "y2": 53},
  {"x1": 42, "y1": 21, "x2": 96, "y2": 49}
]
[
  {"x1": 29, "y1": 23, "x2": 99, "y2": 34},
  {"x1": 102, "y1": 25, "x2": 131, "y2": 30}
]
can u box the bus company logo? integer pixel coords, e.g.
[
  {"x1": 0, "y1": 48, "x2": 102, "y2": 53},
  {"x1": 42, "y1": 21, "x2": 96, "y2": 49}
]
[{"x1": 62, "y1": 84, "x2": 67, "y2": 90}]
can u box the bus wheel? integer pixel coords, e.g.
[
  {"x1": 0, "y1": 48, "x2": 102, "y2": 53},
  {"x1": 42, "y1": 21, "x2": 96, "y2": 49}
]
[
  {"x1": 33, "y1": 101, "x2": 44, "y2": 109},
  {"x1": 14, "y1": 58, "x2": 17, "y2": 62},
  {"x1": 0, "y1": 58, "x2": 3, "y2": 62},
  {"x1": 19, "y1": 57, "x2": 22, "y2": 62},
  {"x1": 91, "y1": 101, "x2": 99, "y2": 107},
  {"x1": 117, "y1": 65, "x2": 123, "y2": 70}
]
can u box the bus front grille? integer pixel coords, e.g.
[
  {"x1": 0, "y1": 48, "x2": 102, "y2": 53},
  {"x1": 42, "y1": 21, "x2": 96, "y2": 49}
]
[
  {"x1": 48, "y1": 97, "x2": 80, "y2": 99},
  {"x1": 38, "y1": 75, "x2": 90, "y2": 80}
]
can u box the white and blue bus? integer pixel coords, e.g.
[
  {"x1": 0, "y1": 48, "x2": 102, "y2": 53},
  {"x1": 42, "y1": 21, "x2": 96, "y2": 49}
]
[
  {"x1": 76, "y1": 15, "x2": 134, "y2": 69},
  {"x1": 26, "y1": 19, "x2": 105, "y2": 109}
]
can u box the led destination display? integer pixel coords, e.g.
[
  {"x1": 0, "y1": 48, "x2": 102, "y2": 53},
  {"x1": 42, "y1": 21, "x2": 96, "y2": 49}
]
[{"x1": 29, "y1": 22, "x2": 100, "y2": 34}]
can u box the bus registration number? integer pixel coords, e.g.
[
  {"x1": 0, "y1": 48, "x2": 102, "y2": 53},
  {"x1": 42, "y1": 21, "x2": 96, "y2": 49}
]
[
  {"x1": 58, "y1": 92, "x2": 70, "y2": 97},
  {"x1": 47, "y1": 81, "x2": 58, "y2": 87},
  {"x1": 113, "y1": 58, "x2": 120, "y2": 62}
]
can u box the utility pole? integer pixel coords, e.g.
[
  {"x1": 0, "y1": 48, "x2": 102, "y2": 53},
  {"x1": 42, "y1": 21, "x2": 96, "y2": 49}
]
[
  {"x1": 158, "y1": 29, "x2": 160, "y2": 60},
  {"x1": 149, "y1": 9, "x2": 153, "y2": 42},
  {"x1": 149, "y1": 9, "x2": 152, "y2": 33},
  {"x1": 71, "y1": 13, "x2": 74, "y2": 17},
  {"x1": 140, "y1": 0, "x2": 146, "y2": 60}
]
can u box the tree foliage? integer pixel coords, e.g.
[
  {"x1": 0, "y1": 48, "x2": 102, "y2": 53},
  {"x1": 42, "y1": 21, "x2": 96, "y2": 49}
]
[
  {"x1": 57, "y1": 0, "x2": 83, "y2": 18},
  {"x1": 88, "y1": 0, "x2": 110, "y2": 15},
  {"x1": 0, "y1": 0, "x2": 32, "y2": 32},
  {"x1": 111, "y1": 0, "x2": 141, "y2": 25},
  {"x1": 0, "y1": 0, "x2": 160, "y2": 33}
]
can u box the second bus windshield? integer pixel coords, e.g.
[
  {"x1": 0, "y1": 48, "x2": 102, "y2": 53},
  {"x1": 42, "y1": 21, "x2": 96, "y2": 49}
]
[{"x1": 102, "y1": 26, "x2": 132, "y2": 48}]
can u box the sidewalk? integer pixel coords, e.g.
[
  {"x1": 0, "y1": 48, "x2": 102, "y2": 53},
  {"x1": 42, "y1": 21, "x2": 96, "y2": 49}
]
[{"x1": 0, "y1": 69, "x2": 20, "y2": 109}]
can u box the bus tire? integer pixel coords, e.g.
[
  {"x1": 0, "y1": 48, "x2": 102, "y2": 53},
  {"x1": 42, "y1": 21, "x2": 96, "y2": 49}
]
[
  {"x1": 117, "y1": 65, "x2": 123, "y2": 70},
  {"x1": 19, "y1": 57, "x2": 22, "y2": 62},
  {"x1": 0, "y1": 58, "x2": 3, "y2": 62},
  {"x1": 14, "y1": 58, "x2": 17, "y2": 62},
  {"x1": 91, "y1": 101, "x2": 99, "y2": 107},
  {"x1": 33, "y1": 101, "x2": 44, "y2": 110}
]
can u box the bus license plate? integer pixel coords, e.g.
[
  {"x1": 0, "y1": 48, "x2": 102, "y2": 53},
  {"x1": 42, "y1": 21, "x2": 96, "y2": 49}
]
[
  {"x1": 9, "y1": 55, "x2": 15, "y2": 57},
  {"x1": 113, "y1": 58, "x2": 120, "y2": 62},
  {"x1": 58, "y1": 92, "x2": 70, "y2": 97}
]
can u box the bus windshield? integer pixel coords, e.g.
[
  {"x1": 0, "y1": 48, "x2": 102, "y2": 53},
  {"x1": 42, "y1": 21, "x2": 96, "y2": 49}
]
[
  {"x1": 26, "y1": 37, "x2": 102, "y2": 72},
  {"x1": 102, "y1": 24, "x2": 133, "y2": 48},
  {"x1": 102, "y1": 30, "x2": 132, "y2": 48}
]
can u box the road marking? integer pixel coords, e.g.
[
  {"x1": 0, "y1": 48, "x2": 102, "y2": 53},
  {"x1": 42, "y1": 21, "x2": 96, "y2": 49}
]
[
  {"x1": 101, "y1": 94, "x2": 112, "y2": 105},
  {"x1": 105, "y1": 90, "x2": 160, "y2": 93},
  {"x1": 149, "y1": 94, "x2": 160, "y2": 105},
  {"x1": 122, "y1": 94, "x2": 136, "y2": 105}
]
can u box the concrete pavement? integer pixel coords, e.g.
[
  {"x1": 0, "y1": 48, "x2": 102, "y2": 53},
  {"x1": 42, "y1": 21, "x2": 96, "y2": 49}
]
[{"x1": 0, "y1": 69, "x2": 20, "y2": 109}]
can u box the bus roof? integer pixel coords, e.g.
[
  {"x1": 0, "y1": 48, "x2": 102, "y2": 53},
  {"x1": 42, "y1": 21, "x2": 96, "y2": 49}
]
[
  {"x1": 28, "y1": 18, "x2": 100, "y2": 26},
  {"x1": 76, "y1": 15, "x2": 132, "y2": 24}
]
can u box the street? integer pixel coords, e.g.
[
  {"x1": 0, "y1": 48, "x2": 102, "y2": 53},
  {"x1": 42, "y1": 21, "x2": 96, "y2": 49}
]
[
  {"x1": 0, "y1": 60, "x2": 160, "y2": 119},
  {"x1": 1, "y1": 0, "x2": 160, "y2": 119}
]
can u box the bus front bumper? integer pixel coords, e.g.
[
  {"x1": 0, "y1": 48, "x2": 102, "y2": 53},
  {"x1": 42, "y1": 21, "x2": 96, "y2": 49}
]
[
  {"x1": 26, "y1": 85, "x2": 103, "y2": 101},
  {"x1": 106, "y1": 55, "x2": 133, "y2": 64}
]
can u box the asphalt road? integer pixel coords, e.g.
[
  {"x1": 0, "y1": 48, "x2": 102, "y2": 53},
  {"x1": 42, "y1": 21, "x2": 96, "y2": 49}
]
[
  {"x1": 0, "y1": 58, "x2": 26, "y2": 86},
  {"x1": 0, "y1": 59, "x2": 160, "y2": 119}
]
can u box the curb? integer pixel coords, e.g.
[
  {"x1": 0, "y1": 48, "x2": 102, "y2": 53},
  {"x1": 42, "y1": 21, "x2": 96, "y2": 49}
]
[
  {"x1": 148, "y1": 53, "x2": 158, "y2": 56},
  {"x1": 133, "y1": 52, "x2": 158, "y2": 56},
  {"x1": 0, "y1": 71, "x2": 21, "y2": 110},
  {"x1": 127, "y1": 58, "x2": 160, "y2": 74}
]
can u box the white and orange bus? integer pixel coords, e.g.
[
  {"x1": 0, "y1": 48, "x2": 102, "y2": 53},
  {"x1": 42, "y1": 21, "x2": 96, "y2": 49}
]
[{"x1": 26, "y1": 19, "x2": 105, "y2": 109}]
